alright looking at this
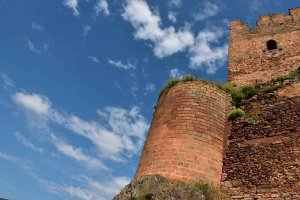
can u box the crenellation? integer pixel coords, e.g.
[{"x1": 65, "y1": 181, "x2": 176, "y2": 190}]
[
  {"x1": 228, "y1": 8, "x2": 300, "y2": 86},
  {"x1": 290, "y1": 7, "x2": 300, "y2": 20}
]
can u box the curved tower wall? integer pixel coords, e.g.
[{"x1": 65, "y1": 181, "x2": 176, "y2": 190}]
[{"x1": 135, "y1": 81, "x2": 231, "y2": 185}]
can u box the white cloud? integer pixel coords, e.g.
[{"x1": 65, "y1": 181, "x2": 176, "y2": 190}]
[
  {"x1": 43, "y1": 43, "x2": 49, "y2": 51},
  {"x1": 168, "y1": 0, "x2": 182, "y2": 7},
  {"x1": 14, "y1": 132, "x2": 44, "y2": 153},
  {"x1": 194, "y1": 1, "x2": 220, "y2": 21},
  {"x1": 32, "y1": 23, "x2": 43, "y2": 31},
  {"x1": 54, "y1": 176, "x2": 130, "y2": 200},
  {"x1": 107, "y1": 58, "x2": 136, "y2": 70},
  {"x1": 0, "y1": 152, "x2": 32, "y2": 173},
  {"x1": 13, "y1": 92, "x2": 51, "y2": 115},
  {"x1": 53, "y1": 138, "x2": 108, "y2": 170},
  {"x1": 122, "y1": 0, "x2": 228, "y2": 74},
  {"x1": 189, "y1": 29, "x2": 228, "y2": 74},
  {"x1": 144, "y1": 83, "x2": 155, "y2": 95},
  {"x1": 84, "y1": 176, "x2": 130, "y2": 198},
  {"x1": 94, "y1": 0, "x2": 110, "y2": 16},
  {"x1": 12, "y1": 91, "x2": 149, "y2": 162},
  {"x1": 63, "y1": 186, "x2": 94, "y2": 200},
  {"x1": 130, "y1": 83, "x2": 139, "y2": 97},
  {"x1": 170, "y1": 68, "x2": 184, "y2": 78},
  {"x1": 168, "y1": 11, "x2": 176, "y2": 23},
  {"x1": 83, "y1": 25, "x2": 91, "y2": 36},
  {"x1": 26, "y1": 39, "x2": 42, "y2": 54},
  {"x1": 122, "y1": 0, "x2": 194, "y2": 58},
  {"x1": 0, "y1": 145, "x2": 129, "y2": 200},
  {"x1": 1, "y1": 73, "x2": 14, "y2": 88},
  {"x1": 63, "y1": 0, "x2": 79, "y2": 16},
  {"x1": 154, "y1": 27, "x2": 194, "y2": 58},
  {"x1": 0, "y1": 152, "x2": 20, "y2": 163},
  {"x1": 114, "y1": 81, "x2": 122, "y2": 90},
  {"x1": 88, "y1": 56, "x2": 100, "y2": 63}
]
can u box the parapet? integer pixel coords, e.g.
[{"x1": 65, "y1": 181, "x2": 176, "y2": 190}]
[
  {"x1": 135, "y1": 81, "x2": 231, "y2": 185},
  {"x1": 228, "y1": 7, "x2": 300, "y2": 86},
  {"x1": 230, "y1": 7, "x2": 300, "y2": 37}
]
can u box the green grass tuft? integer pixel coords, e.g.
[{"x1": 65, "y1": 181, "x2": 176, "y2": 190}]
[
  {"x1": 219, "y1": 83, "x2": 244, "y2": 105},
  {"x1": 182, "y1": 74, "x2": 198, "y2": 82},
  {"x1": 262, "y1": 82, "x2": 282, "y2": 93},
  {"x1": 159, "y1": 77, "x2": 180, "y2": 97},
  {"x1": 287, "y1": 68, "x2": 300, "y2": 78},
  {"x1": 229, "y1": 107, "x2": 245, "y2": 120}
]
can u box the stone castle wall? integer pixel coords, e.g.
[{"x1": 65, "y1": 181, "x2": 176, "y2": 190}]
[
  {"x1": 135, "y1": 81, "x2": 231, "y2": 185},
  {"x1": 228, "y1": 7, "x2": 300, "y2": 86},
  {"x1": 132, "y1": 7, "x2": 300, "y2": 200},
  {"x1": 221, "y1": 79, "x2": 300, "y2": 199}
]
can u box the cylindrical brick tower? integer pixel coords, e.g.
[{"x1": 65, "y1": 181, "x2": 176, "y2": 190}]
[{"x1": 135, "y1": 81, "x2": 231, "y2": 185}]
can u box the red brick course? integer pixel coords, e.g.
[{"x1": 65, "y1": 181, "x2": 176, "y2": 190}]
[{"x1": 135, "y1": 81, "x2": 231, "y2": 185}]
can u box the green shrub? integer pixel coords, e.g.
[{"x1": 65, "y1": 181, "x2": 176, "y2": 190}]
[
  {"x1": 159, "y1": 78, "x2": 180, "y2": 97},
  {"x1": 182, "y1": 74, "x2": 197, "y2": 82},
  {"x1": 229, "y1": 107, "x2": 245, "y2": 120},
  {"x1": 262, "y1": 82, "x2": 282, "y2": 93},
  {"x1": 179, "y1": 181, "x2": 230, "y2": 200},
  {"x1": 287, "y1": 68, "x2": 300, "y2": 78},
  {"x1": 194, "y1": 182, "x2": 230, "y2": 200},
  {"x1": 241, "y1": 84, "x2": 259, "y2": 99},
  {"x1": 220, "y1": 83, "x2": 244, "y2": 104}
]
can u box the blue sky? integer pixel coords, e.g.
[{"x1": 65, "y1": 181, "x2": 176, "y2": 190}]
[{"x1": 0, "y1": 0, "x2": 299, "y2": 199}]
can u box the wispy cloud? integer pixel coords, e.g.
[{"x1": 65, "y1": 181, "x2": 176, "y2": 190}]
[
  {"x1": 0, "y1": 151, "x2": 124, "y2": 200},
  {"x1": 1, "y1": 73, "x2": 15, "y2": 88},
  {"x1": 194, "y1": 1, "x2": 221, "y2": 21},
  {"x1": 107, "y1": 58, "x2": 136, "y2": 70},
  {"x1": 144, "y1": 83, "x2": 155, "y2": 95},
  {"x1": 26, "y1": 39, "x2": 42, "y2": 54},
  {"x1": 32, "y1": 23, "x2": 44, "y2": 31},
  {"x1": 63, "y1": 0, "x2": 79, "y2": 16},
  {"x1": 83, "y1": 25, "x2": 91, "y2": 37},
  {"x1": 168, "y1": 11, "x2": 177, "y2": 23},
  {"x1": 170, "y1": 68, "x2": 184, "y2": 78},
  {"x1": 13, "y1": 92, "x2": 51, "y2": 115},
  {"x1": 0, "y1": 152, "x2": 32, "y2": 173},
  {"x1": 168, "y1": 0, "x2": 182, "y2": 8},
  {"x1": 43, "y1": 175, "x2": 130, "y2": 200},
  {"x1": 88, "y1": 56, "x2": 100, "y2": 63},
  {"x1": 130, "y1": 83, "x2": 139, "y2": 97},
  {"x1": 14, "y1": 132, "x2": 44, "y2": 153},
  {"x1": 12, "y1": 92, "x2": 149, "y2": 162},
  {"x1": 94, "y1": 0, "x2": 110, "y2": 16},
  {"x1": 114, "y1": 81, "x2": 122, "y2": 90},
  {"x1": 53, "y1": 137, "x2": 108, "y2": 170}
]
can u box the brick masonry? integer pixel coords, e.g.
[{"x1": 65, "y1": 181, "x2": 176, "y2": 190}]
[
  {"x1": 221, "y1": 79, "x2": 300, "y2": 199},
  {"x1": 228, "y1": 7, "x2": 300, "y2": 86},
  {"x1": 133, "y1": 7, "x2": 300, "y2": 200},
  {"x1": 135, "y1": 81, "x2": 231, "y2": 185}
]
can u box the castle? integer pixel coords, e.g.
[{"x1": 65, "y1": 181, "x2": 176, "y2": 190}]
[{"x1": 135, "y1": 8, "x2": 300, "y2": 199}]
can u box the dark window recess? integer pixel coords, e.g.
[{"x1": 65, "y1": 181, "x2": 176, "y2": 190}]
[{"x1": 267, "y1": 40, "x2": 278, "y2": 50}]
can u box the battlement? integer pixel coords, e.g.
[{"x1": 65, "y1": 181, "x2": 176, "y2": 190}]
[
  {"x1": 228, "y1": 7, "x2": 300, "y2": 86},
  {"x1": 230, "y1": 7, "x2": 300, "y2": 38}
]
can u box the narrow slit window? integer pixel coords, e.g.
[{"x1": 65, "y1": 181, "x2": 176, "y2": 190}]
[{"x1": 267, "y1": 40, "x2": 278, "y2": 50}]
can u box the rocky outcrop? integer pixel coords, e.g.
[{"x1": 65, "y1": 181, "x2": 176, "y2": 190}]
[{"x1": 114, "y1": 175, "x2": 230, "y2": 200}]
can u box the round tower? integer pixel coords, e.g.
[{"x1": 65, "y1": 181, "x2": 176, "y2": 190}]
[{"x1": 135, "y1": 81, "x2": 231, "y2": 185}]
